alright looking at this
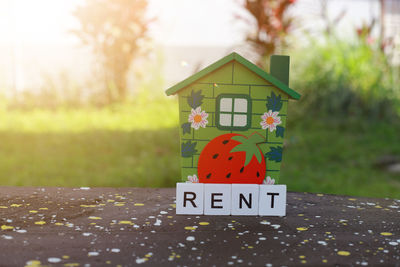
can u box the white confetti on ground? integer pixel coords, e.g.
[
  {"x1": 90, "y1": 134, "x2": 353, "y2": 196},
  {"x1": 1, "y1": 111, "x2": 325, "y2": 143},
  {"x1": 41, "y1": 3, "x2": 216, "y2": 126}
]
[
  {"x1": 389, "y1": 242, "x2": 398, "y2": 246},
  {"x1": 186, "y1": 236, "x2": 195, "y2": 241},
  {"x1": 260, "y1": 220, "x2": 270, "y2": 225},
  {"x1": 80, "y1": 187, "x2": 91, "y2": 190},
  {"x1": 48, "y1": 258, "x2": 61, "y2": 263},
  {"x1": 82, "y1": 233, "x2": 92, "y2": 237},
  {"x1": 88, "y1": 252, "x2": 99, "y2": 257},
  {"x1": 111, "y1": 248, "x2": 120, "y2": 253},
  {"x1": 318, "y1": 241, "x2": 327, "y2": 246},
  {"x1": 154, "y1": 219, "x2": 162, "y2": 226},
  {"x1": 16, "y1": 230, "x2": 27, "y2": 233},
  {"x1": 160, "y1": 211, "x2": 168, "y2": 214},
  {"x1": 2, "y1": 235, "x2": 13, "y2": 240},
  {"x1": 271, "y1": 224, "x2": 280, "y2": 229},
  {"x1": 136, "y1": 258, "x2": 147, "y2": 264}
]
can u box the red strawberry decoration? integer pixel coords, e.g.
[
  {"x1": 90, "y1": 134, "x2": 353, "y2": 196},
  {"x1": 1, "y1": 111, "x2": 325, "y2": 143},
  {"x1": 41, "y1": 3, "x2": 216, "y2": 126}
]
[{"x1": 198, "y1": 132, "x2": 266, "y2": 184}]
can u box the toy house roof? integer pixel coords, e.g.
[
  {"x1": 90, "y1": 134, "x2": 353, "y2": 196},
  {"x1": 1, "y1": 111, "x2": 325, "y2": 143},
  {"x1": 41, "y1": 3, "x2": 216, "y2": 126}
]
[{"x1": 165, "y1": 52, "x2": 301, "y2": 100}]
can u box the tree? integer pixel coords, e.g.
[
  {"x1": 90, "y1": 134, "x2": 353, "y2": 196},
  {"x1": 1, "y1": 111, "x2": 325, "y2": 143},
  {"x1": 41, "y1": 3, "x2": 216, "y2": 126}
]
[
  {"x1": 239, "y1": 0, "x2": 296, "y2": 69},
  {"x1": 72, "y1": 0, "x2": 149, "y2": 102}
]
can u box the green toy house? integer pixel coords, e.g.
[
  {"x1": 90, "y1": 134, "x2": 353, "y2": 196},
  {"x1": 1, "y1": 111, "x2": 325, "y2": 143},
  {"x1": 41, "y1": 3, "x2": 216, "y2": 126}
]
[{"x1": 166, "y1": 52, "x2": 300, "y2": 185}]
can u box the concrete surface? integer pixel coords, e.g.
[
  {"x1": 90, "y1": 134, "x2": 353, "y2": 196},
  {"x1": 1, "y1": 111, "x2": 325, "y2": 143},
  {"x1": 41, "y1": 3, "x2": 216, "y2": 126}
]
[{"x1": 0, "y1": 187, "x2": 399, "y2": 266}]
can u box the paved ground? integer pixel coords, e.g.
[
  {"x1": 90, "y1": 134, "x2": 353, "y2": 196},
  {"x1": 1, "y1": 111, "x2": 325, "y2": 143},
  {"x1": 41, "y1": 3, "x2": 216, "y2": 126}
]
[{"x1": 0, "y1": 187, "x2": 399, "y2": 266}]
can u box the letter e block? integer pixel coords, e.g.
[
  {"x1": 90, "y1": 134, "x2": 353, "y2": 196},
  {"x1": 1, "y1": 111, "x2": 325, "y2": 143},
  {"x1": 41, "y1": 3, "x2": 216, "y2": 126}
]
[
  {"x1": 204, "y1": 184, "x2": 231, "y2": 215},
  {"x1": 176, "y1": 183, "x2": 204, "y2": 215},
  {"x1": 231, "y1": 184, "x2": 259, "y2": 216},
  {"x1": 258, "y1": 185, "x2": 286, "y2": 216}
]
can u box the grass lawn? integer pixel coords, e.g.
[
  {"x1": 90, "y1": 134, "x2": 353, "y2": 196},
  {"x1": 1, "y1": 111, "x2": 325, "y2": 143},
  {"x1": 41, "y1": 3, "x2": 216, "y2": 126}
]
[{"x1": 0, "y1": 100, "x2": 399, "y2": 199}]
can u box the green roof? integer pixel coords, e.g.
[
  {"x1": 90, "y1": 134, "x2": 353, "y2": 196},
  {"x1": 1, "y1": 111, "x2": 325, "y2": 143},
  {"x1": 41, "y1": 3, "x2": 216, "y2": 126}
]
[{"x1": 165, "y1": 52, "x2": 301, "y2": 100}]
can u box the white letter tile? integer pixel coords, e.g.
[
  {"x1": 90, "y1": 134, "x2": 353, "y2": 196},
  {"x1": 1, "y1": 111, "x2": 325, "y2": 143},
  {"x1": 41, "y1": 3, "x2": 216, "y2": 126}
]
[
  {"x1": 176, "y1": 183, "x2": 204, "y2": 215},
  {"x1": 204, "y1": 184, "x2": 231, "y2": 215}
]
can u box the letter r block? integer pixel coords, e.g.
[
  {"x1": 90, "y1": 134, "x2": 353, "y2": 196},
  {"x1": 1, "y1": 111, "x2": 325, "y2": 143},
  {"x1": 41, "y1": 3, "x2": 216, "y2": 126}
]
[
  {"x1": 231, "y1": 184, "x2": 259, "y2": 216},
  {"x1": 258, "y1": 185, "x2": 287, "y2": 216},
  {"x1": 204, "y1": 184, "x2": 231, "y2": 215},
  {"x1": 176, "y1": 183, "x2": 204, "y2": 215}
]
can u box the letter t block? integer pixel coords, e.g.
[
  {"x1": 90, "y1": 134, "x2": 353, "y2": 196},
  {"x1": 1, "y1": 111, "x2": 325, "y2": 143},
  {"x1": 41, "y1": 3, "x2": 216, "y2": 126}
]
[
  {"x1": 176, "y1": 183, "x2": 204, "y2": 215},
  {"x1": 258, "y1": 185, "x2": 286, "y2": 216}
]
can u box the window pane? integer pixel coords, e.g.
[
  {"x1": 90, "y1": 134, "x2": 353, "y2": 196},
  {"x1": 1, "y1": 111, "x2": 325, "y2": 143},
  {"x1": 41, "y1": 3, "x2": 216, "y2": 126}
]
[
  {"x1": 233, "y1": 114, "x2": 247, "y2": 127},
  {"x1": 220, "y1": 98, "x2": 232, "y2": 112},
  {"x1": 219, "y1": 114, "x2": 232, "y2": 126},
  {"x1": 234, "y1": 98, "x2": 247, "y2": 113}
]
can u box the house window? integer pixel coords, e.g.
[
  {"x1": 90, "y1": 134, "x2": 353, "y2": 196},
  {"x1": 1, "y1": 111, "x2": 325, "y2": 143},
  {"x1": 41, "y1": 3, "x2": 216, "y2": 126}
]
[{"x1": 216, "y1": 94, "x2": 252, "y2": 130}]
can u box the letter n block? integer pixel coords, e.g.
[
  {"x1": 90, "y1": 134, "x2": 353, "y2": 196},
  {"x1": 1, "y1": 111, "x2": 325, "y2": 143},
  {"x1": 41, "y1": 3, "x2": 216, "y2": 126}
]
[
  {"x1": 258, "y1": 185, "x2": 287, "y2": 216},
  {"x1": 204, "y1": 184, "x2": 231, "y2": 215},
  {"x1": 176, "y1": 183, "x2": 204, "y2": 215},
  {"x1": 231, "y1": 184, "x2": 259, "y2": 216}
]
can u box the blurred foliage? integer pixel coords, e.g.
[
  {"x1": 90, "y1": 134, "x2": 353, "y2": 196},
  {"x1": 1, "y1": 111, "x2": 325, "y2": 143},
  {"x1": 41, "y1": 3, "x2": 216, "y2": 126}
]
[
  {"x1": 239, "y1": 0, "x2": 296, "y2": 68},
  {"x1": 291, "y1": 37, "x2": 400, "y2": 122},
  {"x1": 72, "y1": 0, "x2": 149, "y2": 103}
]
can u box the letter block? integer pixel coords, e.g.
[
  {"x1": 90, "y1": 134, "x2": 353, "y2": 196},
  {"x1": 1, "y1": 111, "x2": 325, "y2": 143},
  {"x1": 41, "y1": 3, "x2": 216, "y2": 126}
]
[
  {"x1": 204, "y1": 184, "x2": 231, "y2": 215},
  {"x1": 176, "y1": 183, "x2": 204, "y2": 215},
  {"x1": 231, "y1": 184, "x2": 259, "y2": 216},
  {"x1": 258, "y1": 185, "x2": 286, "y2": 216}
]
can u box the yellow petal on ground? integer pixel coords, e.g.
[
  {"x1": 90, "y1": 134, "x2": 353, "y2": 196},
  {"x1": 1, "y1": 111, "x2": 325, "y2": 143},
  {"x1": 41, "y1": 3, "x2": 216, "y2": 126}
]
[
  {"x1": 1, "y1": 225, "x2": 14, "y2": 230},
  {"x1": 55, "y1": 222, "x2": 64, "y2": 226},
  {"x1": 10, "y1": 204, "x2": 22, "y2": 207},
  {"x1": 380, "y1": 232, "x2": 393, "y2": 236},
  {"x1": 34, "y1": 221, "x2": 46, "y2": 225},
  {"x1": 107, "y1": 199, "x2": 115, "y2": 203},
  {"x1": 317, "y1": 194, "x2": 324, "y2": 196},
  {"x1": 118, "y1": 220, "x2": 133, "y2": 225},
  {"x1": 348, "y1": 198, "x2": 356, "y2": 201},
  {"x1": 337, "y1": 251, "x2": 350, "y2": 256},
  {"x1": 29, "y1": 210, "x2": 38, "y2": 213},
  {"x1": 184, "y1": 226, "x2": 196, "y2": 230},
  {"x1": 88, "y1": 216, "x2": 102, "y2": 220},
  {"x1": 297, "y1": 227, "x2": 308, "y2": 231},
  {"x1": 25, "y1": 260, "x2": 42, "y2": 267},
  {"x1": 64, "y1": 263, "x2": 80, "y2": 267},
  {"x1": 62, "y1": 255, "x2": 70, "y2": 259},
  {"x1": 0, "y1": 206, "x2": 8, "y2": 209},
  {"x1": 170, "y1": 204, "x2": 176, "y2": 208},
  {"x1": 134, "y1": 203, "x2": 144, "y2": 206},
  {"x1": 199, "y1": 222, "x2": 209, "y2": 226}
]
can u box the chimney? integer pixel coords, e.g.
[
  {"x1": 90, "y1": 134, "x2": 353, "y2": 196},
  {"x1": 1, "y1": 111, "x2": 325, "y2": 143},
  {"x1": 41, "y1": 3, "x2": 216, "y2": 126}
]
[{"x1": 270, "y1": 55, "x2": 290, "y2": 86}]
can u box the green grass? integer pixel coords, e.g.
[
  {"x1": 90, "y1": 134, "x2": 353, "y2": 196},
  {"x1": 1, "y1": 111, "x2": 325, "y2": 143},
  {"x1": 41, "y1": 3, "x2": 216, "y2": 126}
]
[
  {"x1": 282, "y1": 119, "x2": 400, "y2": 198},
  {"x1": 0, "y1": 99, "x2": 399, "y2": 198}
]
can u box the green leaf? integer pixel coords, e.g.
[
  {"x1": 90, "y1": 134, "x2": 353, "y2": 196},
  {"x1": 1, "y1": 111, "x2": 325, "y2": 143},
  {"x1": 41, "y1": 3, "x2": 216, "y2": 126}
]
[
  {"x1": 265, "y1": 146, "x2": 283, "y2": 162},
  {"x1": 187, "y1": 90, "x2": 204, "y2": 109},
  {"x1": 181, "y1": 123, "x2": 191, "y2": 135},
  {"x1": 181, "y1": 141, "x2": 197, "y2": 158},
  {"x1": 266, "y1": 92, "x2": 283, "y2": 112},
  {"x1": 276, "y1": 126, "x2": 285, "y2": 138},
  {"x1": 230, "y1": 133, "x2": 265, "y2": 166}
]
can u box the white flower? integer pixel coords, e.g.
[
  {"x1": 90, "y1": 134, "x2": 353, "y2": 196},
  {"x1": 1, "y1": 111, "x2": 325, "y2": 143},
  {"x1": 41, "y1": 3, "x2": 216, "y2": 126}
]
[
  {"x1": 260, "y1": 110, "x2": 281, "y2": 132},
  {"x1": 187, "y1": 174, "x2": 199, "y2": 183},
  {"x1": 263, "y1": 176, "x2": 275, "y2": 185},
  {"x1": 188, "y1": 107, "x2": 208, "y2": 130}
]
